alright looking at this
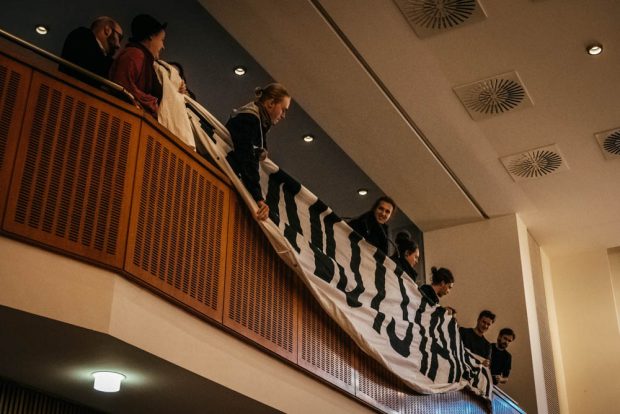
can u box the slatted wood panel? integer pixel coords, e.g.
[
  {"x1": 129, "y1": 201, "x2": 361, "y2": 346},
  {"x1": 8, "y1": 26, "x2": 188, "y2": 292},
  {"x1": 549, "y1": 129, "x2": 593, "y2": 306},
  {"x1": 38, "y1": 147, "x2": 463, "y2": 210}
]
[
  {"x1": 298, "y1": 287, "x2": 356, "y2": 393},
  {"x1": 401, "y1": 389, "x2": 488, "y2": 414},
  {"x1": 224, "y1": 195, "x2": 297, "y2": 361},
  {"x1": 0, "y1": 55, "x2": 31, "y2": 221},
  {"x1": 3, "y1": 72, "x2": 139, "y2": 268},
  {"x1": 356, "y1": 354, "x2": 405, "y2": 414},
  {"x1": 125, "y1": 124, "x2": 229, "y2": 321},
  {"x1": 0, "y1": 378, "x2": 100, "y2": 414}
]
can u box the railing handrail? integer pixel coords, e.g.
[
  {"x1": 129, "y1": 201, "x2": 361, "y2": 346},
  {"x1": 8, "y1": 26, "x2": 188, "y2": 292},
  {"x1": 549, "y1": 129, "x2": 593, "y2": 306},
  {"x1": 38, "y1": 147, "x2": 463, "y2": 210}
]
[{"x1": 0, "y1": 27, "x2": 135, "y2": 104}]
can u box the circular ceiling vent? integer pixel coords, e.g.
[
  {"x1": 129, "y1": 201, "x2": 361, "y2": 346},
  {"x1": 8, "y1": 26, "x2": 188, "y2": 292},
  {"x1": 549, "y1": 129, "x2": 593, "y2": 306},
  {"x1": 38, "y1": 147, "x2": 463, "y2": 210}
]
[
  {"x1": 507, "y1": 150, "x2": 563, "y2": 178},
  {"x1": 603, "y1": 131, "x2": 620, "y2": 155},
  {"x1": 463, "y1": 78, "x2": 525, "y2": 115},
  {"x1": 402, "y1": 0, "x2": 477, "y2": 29}
]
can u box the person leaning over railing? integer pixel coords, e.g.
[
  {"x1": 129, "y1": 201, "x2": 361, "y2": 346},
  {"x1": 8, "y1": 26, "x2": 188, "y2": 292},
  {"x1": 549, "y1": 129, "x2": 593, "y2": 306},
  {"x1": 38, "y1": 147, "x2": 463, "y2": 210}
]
[
  {"x1": 459, "y1": 309, "x2": 496, "y2": 367},
  {"x1": 390, "y1": 231, "x2": 420, "y2": 284},
  {"x1": 348, "y1": 196, "x2": 395, "y2": 256},
  {"x1": 225, "y1": 83, "x2": 291, "y2": 221},
  {"x1": 60, "y1": 16, "x2": 123, "y2": 86},
  {"x1": 418, "y1": 266, "x2": 455, "y2": 312},
  {"x1": 109, "y1": 14, "x2": 167, "y2": 117}
]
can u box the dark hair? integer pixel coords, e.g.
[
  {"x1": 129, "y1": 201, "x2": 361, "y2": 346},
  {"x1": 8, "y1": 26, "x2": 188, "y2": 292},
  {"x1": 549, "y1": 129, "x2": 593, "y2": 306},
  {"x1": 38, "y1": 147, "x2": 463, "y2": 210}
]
[
  {"x1": 371, "y1": 196, "x2": 396, "y2": 215},
  {"x1": 499, "y1": 327, "x2": 515, "y2": 339},
  {"x1": 168, "y1": 62, "x2": 186, "y2": 80},
  {"x1": 478, "y1": 310, "x2": 496, "y2": 322},
  {"x1": 130, "y1": 14, "x2": 167, "y2": 42},
  {"x1": 255, "y1": 83, "x2": 290, "y2": 104},
  {"x1": 394, "y1": 232, "x2": 418, "y2": 258},
  {"x1": 431, "y1": 266, "x2": 454, "y2": 285}
]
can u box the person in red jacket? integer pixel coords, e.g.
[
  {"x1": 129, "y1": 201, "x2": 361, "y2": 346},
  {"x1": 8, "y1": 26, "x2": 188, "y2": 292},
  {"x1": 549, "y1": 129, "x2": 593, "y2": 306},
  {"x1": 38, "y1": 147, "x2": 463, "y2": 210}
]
[{"x1": 110, "y1": 14, "x2": 166, "y2": 116}]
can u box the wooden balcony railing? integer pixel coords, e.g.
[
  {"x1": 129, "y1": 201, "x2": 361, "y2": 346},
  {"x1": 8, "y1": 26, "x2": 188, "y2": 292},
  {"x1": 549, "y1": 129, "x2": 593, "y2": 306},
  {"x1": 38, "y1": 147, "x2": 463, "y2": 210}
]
[{"x1": 0, "y1": 33, "x2": 525, "y2": 414}]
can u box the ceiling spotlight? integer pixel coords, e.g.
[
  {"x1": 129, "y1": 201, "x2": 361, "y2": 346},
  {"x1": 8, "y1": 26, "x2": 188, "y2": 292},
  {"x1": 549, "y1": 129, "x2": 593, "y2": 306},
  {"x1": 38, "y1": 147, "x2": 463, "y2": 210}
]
[
  {"x1": 303, "y1": 134, "x2": 314, "y2": 143},
  {"x1": 586, "y1": 43, "x2": 603, "y2": 56},
  {"x1": 92, "y1": 371, "x2": 126, "y2": 393},
  {"x1": 35, "y1": 25, "x2": 49, "y2": 35},
  {"x1": 233, "y1": 66, "x2": 246, "y2": 76},
  {"x1": 357, "y1": 189, "x2": 368, "y2": 196}
]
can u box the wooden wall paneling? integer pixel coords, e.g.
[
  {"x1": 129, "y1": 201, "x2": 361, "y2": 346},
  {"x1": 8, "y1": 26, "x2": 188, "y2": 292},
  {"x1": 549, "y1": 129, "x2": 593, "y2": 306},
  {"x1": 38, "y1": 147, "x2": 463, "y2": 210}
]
[
  {"x1": 356, "y1": 354, "x2": 407, "y2": 414},
  {"x1": 0, "y1": 378, "x2": 100, "y2": 414},
  {"x1": 125, "y1": 123, "x2": 229, "y2": 321},
  {"x1": 400, "y1": 389, "x2": 488, "y2": 414},
  {"x1": 223, "y1": 194, "x2": 298, "y2": 362},
  {"x1": 0, "y1": 54, "x2": 31, "y2": 221},
  {"x1": 3, "y1": 71, "x2": 139, "y2": 268},
  {"x1": 297, "y1": 285, "x2": 356, "y2": 393}
]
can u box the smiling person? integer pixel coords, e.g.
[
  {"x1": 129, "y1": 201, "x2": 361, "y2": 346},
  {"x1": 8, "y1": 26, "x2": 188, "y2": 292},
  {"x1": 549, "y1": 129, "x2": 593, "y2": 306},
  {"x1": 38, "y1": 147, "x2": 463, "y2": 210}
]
[
  {"x1": 110, "y1": 14, "x2": 167, "y2": 116},
  {"x1": 226, "y1": 83, "x2": 291, "y2": 221},
  {"x1": 348, "y1": 196, "x2": 396, "y2": 255},
  {"x1": 459, "y1": 310, "x2": 496, "y2": 367}
]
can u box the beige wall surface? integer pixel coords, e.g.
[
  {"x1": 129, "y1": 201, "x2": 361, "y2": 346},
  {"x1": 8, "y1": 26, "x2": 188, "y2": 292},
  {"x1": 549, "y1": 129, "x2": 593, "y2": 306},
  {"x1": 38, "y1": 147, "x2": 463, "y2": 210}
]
[
  {"x1": 0, "y1": 236, "x2": 374, "y2": 414},
  {"x1": 607, "y1": 247, "x2": 620, "y2": 333},
  {"x1": 548, "y1": 248, "x2": 620, "y2": 414},
  {"x1": 424, "y1": 214, "x2": 539, "y2": 414}
]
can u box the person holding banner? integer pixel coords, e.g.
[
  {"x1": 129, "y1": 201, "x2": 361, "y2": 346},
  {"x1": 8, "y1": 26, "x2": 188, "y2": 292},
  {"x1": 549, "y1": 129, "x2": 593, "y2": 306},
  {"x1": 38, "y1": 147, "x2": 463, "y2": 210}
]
[
  {"x1": 348, "y1": 196, "x2": 395, "y2": 255},
  {"x1": 459, "y1": 310, "x2": 495, "y2": 367},
  {"x1": 390, "y1": 231, "x2": 420, "y2": 284},
  {"x1": 418, "y1": 266, "x2": 454, "y2": 306},
  {"x1": 226, "y1": 83, "x2": 291, "y2": 221}
]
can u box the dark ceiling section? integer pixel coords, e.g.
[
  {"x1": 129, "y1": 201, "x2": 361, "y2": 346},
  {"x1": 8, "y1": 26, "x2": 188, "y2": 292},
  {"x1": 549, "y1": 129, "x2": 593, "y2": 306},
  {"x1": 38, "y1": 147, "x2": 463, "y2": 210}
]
[
  {"x1": 0, "y1": 305, "x2": 283, "y2": 414},
  {"x1": 0, "y1": 0, "x2": 420, "y2": 237}
]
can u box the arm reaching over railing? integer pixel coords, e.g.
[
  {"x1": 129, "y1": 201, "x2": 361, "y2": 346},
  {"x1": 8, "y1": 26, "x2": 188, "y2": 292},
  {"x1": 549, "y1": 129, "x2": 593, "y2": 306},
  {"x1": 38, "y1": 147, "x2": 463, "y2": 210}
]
[{"x1": 184, "y1": 96, "x2": 494, "y2": 403}]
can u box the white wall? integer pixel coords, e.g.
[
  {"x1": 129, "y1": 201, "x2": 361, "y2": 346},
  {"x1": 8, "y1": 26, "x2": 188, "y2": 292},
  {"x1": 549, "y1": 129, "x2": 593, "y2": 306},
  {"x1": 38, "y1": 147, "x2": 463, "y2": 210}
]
[
  {"x1": 547, "y1": 248, "x2": 620, "y2": 414},
  {"x1": 424, "y1": 214, "x2": 541, "y2": 414}
]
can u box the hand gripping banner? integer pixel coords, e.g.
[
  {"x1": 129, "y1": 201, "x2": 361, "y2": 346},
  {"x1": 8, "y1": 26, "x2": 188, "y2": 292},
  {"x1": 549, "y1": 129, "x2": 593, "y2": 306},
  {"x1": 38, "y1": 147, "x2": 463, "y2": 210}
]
[{"x1": 180, "y1": 97, "x2": 492, "y2": 401}]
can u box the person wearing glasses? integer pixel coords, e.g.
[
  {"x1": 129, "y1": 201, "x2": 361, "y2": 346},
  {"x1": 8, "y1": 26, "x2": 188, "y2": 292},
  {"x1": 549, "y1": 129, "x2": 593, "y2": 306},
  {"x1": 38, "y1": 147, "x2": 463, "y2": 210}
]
[{"x1": 60, "y1": 16, "x2": 123, "y2": 85}]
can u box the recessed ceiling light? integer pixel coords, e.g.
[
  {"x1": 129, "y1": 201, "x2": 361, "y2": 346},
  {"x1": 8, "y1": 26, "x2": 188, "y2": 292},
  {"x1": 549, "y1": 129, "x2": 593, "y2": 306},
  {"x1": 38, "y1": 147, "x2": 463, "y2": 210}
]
[
  {"x1": 357, "y1": 189, "x2": 368, "y2": 196},
  {"x1": 303, "y1": 134, "x2": 314, "y2": 142},
  {"x1": 92, "y1": 371, "x2": 126, "y2": 392},
  {"x1": 35, "y1": 25, "x2": 49, "y2": 35},
  {"x1": 233, "y1": 66, "x2": 246, "y2": 76},
  {"x1": 586, "y1": 43, "x2": 603, "y2": 55}
]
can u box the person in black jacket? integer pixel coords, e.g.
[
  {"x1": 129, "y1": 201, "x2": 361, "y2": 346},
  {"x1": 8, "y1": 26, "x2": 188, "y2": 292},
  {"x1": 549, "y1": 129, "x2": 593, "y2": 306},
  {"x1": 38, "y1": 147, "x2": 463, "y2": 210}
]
[
  {"x1": 390, "y1": 231, "x2": 420, "y2": 284},
  {"x1": 348, "y1": 196, "x2": 395, "y2": 255},
  {"x1": 418, "y1": 266, "x2": 454, "y2": 306},
  {"x1": 226, "y1": 83, "x2": 291, "y2": 221},
  {"x1": 60, "y1": 16, "x2": 123, "y2": 85}
]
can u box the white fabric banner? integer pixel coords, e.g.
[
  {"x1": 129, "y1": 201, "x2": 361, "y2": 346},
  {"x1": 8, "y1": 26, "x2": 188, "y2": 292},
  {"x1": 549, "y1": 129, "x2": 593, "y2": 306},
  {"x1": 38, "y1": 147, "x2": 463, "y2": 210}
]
[{"x1": 161, "y1": 89, "x2": 492, "y2": 401}]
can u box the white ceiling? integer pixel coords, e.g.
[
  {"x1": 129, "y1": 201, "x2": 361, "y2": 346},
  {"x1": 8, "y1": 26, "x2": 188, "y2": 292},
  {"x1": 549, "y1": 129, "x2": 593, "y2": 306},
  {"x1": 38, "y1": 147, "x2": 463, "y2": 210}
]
[{"x1": 200, "y1": 0, "x2": 620, "y2": 257}]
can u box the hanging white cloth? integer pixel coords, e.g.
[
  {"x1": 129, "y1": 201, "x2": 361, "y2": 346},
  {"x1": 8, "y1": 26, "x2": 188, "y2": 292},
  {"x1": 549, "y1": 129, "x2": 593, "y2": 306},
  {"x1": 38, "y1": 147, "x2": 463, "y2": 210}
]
[{"x1": 154, "y1": 60, "x2": 196, "y2": 149}]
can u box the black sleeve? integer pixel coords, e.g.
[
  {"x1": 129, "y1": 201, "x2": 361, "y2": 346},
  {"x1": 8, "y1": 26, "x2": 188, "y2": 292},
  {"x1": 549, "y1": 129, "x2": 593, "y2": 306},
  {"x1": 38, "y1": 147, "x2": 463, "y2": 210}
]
[
  {"x1": 348, "y1": 215, "x2": 367, "y2": 236},
  {"x1": 60, "y1": 28, "x2": 112, "y2": 82},
  {"x1": 504, "y1": 353, "x2": 512, "y2": 377},
  {"x1": 226, "y1": 113, "x2": 263, "y2": 202}
]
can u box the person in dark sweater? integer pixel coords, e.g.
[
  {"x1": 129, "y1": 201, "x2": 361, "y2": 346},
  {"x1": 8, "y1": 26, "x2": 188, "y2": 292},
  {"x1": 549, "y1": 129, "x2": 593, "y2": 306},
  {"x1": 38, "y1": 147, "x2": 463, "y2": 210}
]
[
  {"x1": 459, "y1": 309, "x2": 496, "y2": 366},
  {"x1": 390, "y1": 232, "x2": 420, "y2": 283},
  {"x1": 226, "y1": 83, "x2": 291, "y2": 221},
  {"x1": 418, "y1": 266, "x2": 454, "y2": 307},
  {"x1": 491, "y1": 328, "x2": 515, "y2": 385},
  {"x1": 348, "y1": 196, "x2": 395, "y2": 255},
  {"x1": 60, "y1": 16, "x2": 123, "y2": 85}
]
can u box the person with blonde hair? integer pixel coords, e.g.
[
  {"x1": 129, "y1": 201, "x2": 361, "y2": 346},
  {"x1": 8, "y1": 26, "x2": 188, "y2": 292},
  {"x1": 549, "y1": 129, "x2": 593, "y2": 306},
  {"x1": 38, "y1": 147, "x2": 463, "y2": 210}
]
[{"x1": 226, "y1": 83, "x2": 291, "y2": 221}]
